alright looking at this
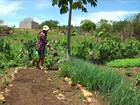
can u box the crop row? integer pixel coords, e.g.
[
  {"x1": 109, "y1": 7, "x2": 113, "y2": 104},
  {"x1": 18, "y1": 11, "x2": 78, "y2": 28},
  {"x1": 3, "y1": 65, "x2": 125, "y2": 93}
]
[{"x1": 60, "y1": 58, "x2": 140, "y2": 105}]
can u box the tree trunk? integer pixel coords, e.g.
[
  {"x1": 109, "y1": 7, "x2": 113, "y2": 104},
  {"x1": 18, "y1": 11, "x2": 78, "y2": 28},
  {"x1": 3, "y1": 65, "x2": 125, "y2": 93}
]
[{"x1": 67, "y1": 1, "x2": 72, "y2": 59}]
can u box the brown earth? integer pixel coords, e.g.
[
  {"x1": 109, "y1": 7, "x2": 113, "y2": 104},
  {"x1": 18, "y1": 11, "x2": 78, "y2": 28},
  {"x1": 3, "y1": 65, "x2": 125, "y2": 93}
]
[{"x1": 0, "y1": 68, "x2": 107, "y2": 105}]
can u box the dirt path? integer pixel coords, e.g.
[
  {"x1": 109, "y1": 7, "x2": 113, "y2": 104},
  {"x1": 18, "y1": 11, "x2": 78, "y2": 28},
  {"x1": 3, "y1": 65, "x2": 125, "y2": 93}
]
[
  {"x1": 2, "y1": 69, "x2": 66, "y2": 105},
  {"x1": 0, "y1": 69, "x2": 107, "y2": 105}
]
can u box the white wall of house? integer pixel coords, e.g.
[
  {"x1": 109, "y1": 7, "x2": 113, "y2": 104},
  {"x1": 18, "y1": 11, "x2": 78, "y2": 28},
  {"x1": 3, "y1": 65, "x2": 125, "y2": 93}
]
[{"x1": 19, "y1": 21, "x2": 38, "y2": 29}]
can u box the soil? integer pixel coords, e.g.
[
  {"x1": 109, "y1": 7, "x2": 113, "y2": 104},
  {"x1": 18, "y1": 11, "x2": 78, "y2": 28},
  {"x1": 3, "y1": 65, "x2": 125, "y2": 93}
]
[{"x1": 0, "y1": 68, "x2": 107, "y2": 105}]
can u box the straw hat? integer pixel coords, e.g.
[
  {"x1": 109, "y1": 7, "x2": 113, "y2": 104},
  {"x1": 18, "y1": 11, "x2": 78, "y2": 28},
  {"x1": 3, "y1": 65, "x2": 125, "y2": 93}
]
[{"x1": 42, "y1": 25, "x2": 50, "y2": 31}]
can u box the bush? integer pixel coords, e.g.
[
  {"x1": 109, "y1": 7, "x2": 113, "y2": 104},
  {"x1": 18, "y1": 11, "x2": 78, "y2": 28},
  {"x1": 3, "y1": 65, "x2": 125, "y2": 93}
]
[{"x1": 0, "y1": 25, "x2": 13, "y2": 36}]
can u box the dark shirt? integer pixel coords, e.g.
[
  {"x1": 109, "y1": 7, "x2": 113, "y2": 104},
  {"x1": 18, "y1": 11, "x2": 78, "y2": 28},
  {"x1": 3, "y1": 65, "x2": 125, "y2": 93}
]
[{"x1": 36, "y1": 30, "x2": 48, "y2": 51}]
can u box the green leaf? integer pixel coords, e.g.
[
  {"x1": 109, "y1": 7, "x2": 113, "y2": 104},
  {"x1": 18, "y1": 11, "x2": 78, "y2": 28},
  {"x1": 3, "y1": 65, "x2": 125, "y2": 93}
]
[{"x1": 60, "y1": 5, "x2": 68, "y2": 14}]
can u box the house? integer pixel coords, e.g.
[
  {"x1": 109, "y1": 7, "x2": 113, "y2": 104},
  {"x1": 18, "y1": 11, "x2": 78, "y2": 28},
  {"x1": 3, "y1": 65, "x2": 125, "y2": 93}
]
[{"x1": 19, "y1": 18, "x2": 38, "y2": 29}]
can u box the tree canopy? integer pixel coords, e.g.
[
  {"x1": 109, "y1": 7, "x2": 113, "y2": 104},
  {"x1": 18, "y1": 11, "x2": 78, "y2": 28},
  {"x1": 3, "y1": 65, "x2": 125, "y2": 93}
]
[
  {"x1": 39, "y1": 20, "x2": 59, "y2": 29},
  {"x1": 52, "y1": 0, "x2": 97, "y2": 14},
  {"x1": 80, "y1": 19, "x2": 96, "y2": 32}
]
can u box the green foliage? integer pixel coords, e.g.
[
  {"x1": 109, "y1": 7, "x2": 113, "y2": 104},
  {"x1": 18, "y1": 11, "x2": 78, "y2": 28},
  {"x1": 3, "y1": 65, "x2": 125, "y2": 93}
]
[
  {"x1": 0, "y1": 37, "x2": 38, "y2": 68},
  {"x1": 0, "y1": 38, "x2": 14, "y2": 60},
  {"x1": 111, "y1": 19, "x2": 128, "y2": 33},
  {"x1": 71, "y1": 38, "x2": 93, "y2": 59},
  {"x1": 125, "y1": 38, "x2": 140, "y2": 56},
  {"x1": 110, "y1": 13, "x2": 140, "y2": 40},
  {"x1": 0, "y1": 38, "x2": 4, "y2": 51},
  {"x1": 97, "y1": 39, "x2": 122, "y2": 62},
  {"x1": 0, "y1": 62, "x2": 5, "y2": 74},
  {"x1": 130, "y1": 13, "x2": 140, "y2": 39},
  {"x1": 52, "y1": 0, "x2": 97, "y2": 58},
  {"x1": 60, "y1": 59, "x2": 122, "y2": 94},
  {"x1": 80, "y1": 19, "x2": 96, "y2": 32},
  {"x1": 97, "y1": 19, "x2": 111, "y2": 34},
  {"x1": 1, "y1": 28, "x2": 140, "y2": 69},
  {"x1": 60, "y1": 58, "x2": 140, "y2": 104},
  {"x1": 0, "y1": 25, "x2": 13, "y2": 36},
  {"x1": 44, "y1": 39, "x2": 67, "y2": 67},
  {"x1": 109, "y1": 81, "x2": 140, "y2": 105},
  {"x1": 0, "y1": 33, "x2": 67, "y2": 69},
  {"x1": 96, "y1": 38, "x2": 140, "y2": 63},
  {"x1": 125, "y1": 68, "x2": 131, "y2": 77},
  {"x1": 39, "y1": 20, "x2": 59, "y2": 29},
  {"x1": 11, "y1": 40, "x2": 38, "y2": 66},
  {"x1": 23, "y1": 40, "x2": 37, "y2": 61},
  {"x1": 70, "y1": 28, "x2": 77, "y2": 36},
  {"x1": 106, "y1": 58, "x2": 140, "y2": 67},
  {"x1": 52, "y1": 0, "x2": 97, "y2": 14},
  {"x1": 6, "y1": 29, "x2": 36, "y2": 42}
]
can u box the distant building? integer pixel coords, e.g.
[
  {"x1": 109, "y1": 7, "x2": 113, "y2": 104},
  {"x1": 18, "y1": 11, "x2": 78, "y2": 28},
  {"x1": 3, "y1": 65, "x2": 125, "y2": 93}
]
[{"x1": 19, "y1": 18, "x2": 38, "y2": 29}]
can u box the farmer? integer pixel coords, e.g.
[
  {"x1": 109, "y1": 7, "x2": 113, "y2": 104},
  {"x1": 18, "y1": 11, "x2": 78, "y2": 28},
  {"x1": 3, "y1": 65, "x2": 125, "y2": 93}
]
[{"x1": 36, "y1": 25, "x2": 54, "y2": 70}]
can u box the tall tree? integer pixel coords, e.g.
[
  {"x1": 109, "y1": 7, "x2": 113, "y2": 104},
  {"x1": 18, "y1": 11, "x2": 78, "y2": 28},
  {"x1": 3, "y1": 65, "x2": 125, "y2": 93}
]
[
  {"x1": 112, "y1": 20, "x2": 129, "y2": 40},
  {"x1": 52, "y1": 0, "x2": 97, "y2": 59}
]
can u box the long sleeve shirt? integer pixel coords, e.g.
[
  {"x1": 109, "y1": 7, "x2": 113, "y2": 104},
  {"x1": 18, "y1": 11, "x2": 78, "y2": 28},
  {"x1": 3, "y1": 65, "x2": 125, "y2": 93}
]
[{"x1": 36, "y1": 31, "x2": 48, "y2": 51}]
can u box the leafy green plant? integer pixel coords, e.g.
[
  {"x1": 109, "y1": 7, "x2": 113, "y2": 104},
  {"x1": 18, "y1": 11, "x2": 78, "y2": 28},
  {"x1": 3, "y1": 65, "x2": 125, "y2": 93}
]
[
  {"x1": 0, "y1": 62, "x2": 4, "y2": 74},
  {"x1": 70, "y1": 29, "x2": 77, "y2": 36},
  {"x1": 94, "y1": 37, "x2": 140, "y2": 63},
  {"x1": 106, "y1": 58, "x2": 140, "y2": 67}
]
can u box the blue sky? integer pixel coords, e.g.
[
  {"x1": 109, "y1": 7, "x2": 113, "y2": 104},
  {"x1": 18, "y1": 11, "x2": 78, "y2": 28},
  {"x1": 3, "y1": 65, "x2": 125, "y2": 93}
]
[{"x1": 0, "y1": 0, "x2": 140, "y2": 27}]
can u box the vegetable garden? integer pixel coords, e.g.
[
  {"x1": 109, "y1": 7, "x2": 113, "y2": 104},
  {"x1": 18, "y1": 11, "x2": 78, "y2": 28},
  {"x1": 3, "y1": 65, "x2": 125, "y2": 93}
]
[{"x1": 0, "y1": 27, "x2": 140, "y2": 104}]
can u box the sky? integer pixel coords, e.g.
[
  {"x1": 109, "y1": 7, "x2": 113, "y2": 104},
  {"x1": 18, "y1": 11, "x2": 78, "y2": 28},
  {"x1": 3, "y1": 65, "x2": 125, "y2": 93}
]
[{"x1": 0, "y1": 0, "x2": 140, "y2": 28}]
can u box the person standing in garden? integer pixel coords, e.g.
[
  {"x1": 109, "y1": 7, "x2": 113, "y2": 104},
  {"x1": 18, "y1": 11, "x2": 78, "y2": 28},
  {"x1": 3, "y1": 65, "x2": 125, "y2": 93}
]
[{"x1": 36, "y1": 25, "x2": 54, "y2": 70}]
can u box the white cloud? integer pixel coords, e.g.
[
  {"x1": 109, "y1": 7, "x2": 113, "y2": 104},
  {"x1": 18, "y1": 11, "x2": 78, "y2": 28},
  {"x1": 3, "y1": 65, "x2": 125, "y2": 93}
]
[
  {"x1": 33, "y1": 15, "x2": 52, "y2": 24},
  {"x1": 0, "y1": 0, "x2": 22, "y2": 16},
  {"x1": 33, "y1": 17, "x2": 44, "y2": 23},
  {"x1": 72, "y1": 11, "x2": 139, "y2": 26},
  {"x1": 36, "y1": 0, "x2": 52, "y2": 9}
]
